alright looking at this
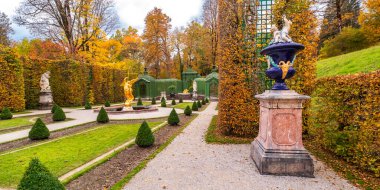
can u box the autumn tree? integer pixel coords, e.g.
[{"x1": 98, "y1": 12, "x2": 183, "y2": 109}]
[
  {"x1": 170, "y1": 27, "x2": 185, "y2": 79},
  {"x1": 202, "y1": 0, "x2": 219, "y2": 67},
  {"x1": 142, "y1": 7, "x2": 172, "y2": 78},
  {"x1": 0, "y1": 12, "x2": 13, "y2": 46},
  {"x1": 15, "y1": 38, "x2": 66, "y2": 60},
  {"x1": 359, "y1": 0, "x2": 380, "y2": 43},
  {"x1": 14, "y1": 0, "x2": 119, "y2": 55}
]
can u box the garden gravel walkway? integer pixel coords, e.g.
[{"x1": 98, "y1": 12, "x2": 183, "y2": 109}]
[{"x1": 124, "y1": 102, "x2": 357, "y2": 190}]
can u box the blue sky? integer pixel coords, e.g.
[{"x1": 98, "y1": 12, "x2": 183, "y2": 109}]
[{"x1": 0, "y1": 0, "x2": 203, "y2": 41}]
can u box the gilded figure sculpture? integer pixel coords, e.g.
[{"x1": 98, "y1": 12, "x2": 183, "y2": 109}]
[{"x1": 122, "y1": 77, "x2": 139, "y2": 107}]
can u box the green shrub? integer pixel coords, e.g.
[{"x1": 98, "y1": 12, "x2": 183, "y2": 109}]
[
  {"x1": 0, "y1": 107, "x2": 13, "y2": 120},
  {"x1": 84, "y1": 101, "x2": 92, "y2": 109},
  {"x1": 161, "y1": 99, "x2": 166, "y2": 107},
  {"x1": 197, "y1": 100, "x2": 202, "y2": 108},
  {"x1": 179, "y1": 97, "x2": 183, "y2": 103},
  {"x1": 161, "y1": 97, "x2": 165, "y2": 102},
  {"x1": 151, "y1": 98, "x2": 156, "y2": 105},
  {"x1": 52, "y1": 106, "x2": 66, "y2": 121},
  {"x1": 97, "y1": 107, "x2": 109, "y2": 123},
  {"x1": 17, "y1": 158, "x2": 64, "y2": 190},
  {"x1": 168, "y1": 108, "x2": 180, "y2": 125},
  {"x1": 202, "y1": 99, "x2": 206, "y2": 105},
  {"x1": 29, "y1": 118, "x2": 50, "y2": 140},
  {"x1": 105, "y1": 100, "x2": 111, "y2": 107},
  {"x1": 171, "y1": 99, "x2": 176, "y2": 105},
  {"x1": 192, "y1": 101, "x2": 198, "y2": 111},
  {"x1": 51, "y1": 104, "x2": 58, "y2": 114},
  {"x1": 168, "y1": 85, "x2": 176, "y2": 93},
  {"x1": 184, "y1": 105, "x2": 192, "y2": 116},
  {"x1": 205, "y1": 98, "x2": 209, "y2": 103},
  {"x1": 135, "y1": 121, "x2": 155, "y2": 147},
  {"x1": 137, "y1": 98, "x2": 143, "y2": 106},
  {"x1": 320, "y1": 27, "x2": 370, "y2": 58}
]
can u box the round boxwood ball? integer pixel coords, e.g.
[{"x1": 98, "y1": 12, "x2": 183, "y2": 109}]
[
  {"x1": 135, "y1": 121, "x2": 155, "y2": 147},
  {"x1": 29, "y1": 118, "x2": 50, "y2": 140}
]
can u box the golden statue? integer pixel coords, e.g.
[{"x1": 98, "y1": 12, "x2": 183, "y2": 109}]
[
  {"x1": 183, "y1": 89, "x2": 189, "y2": 94},
  {"x1": 122, "y1": 77, "x2": 139, "y2": 107}
]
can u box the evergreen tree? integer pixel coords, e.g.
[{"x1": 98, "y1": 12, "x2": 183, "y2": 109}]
[
  {"x1": 137, "y1": 98, "x2": 143, "y2": 106},
  {"x1": 105, "y1": 100, "x2": 111, "y2": 107},
  {"x1": 135, "y1": 121, "x2": 155, "y2": 147},
  {"x1": 192, "y1": 101, "x2": 198, "y2": 111},
  {"x1": 97, "y1": 107, "x2": 109, "y2": 123},
  {"x1": 168, "y1": 108, "x2": 180, "y2": 125},
  {"x1": 51, "y1": 104, "x2": 58, "y2": 114},
  {"x1": 161, "y1": 99, "x2": 167, "y2": 107},
  {"x1": 171, "y1": 99, "x2": 176, "y2": 105},
  {"x1": 0, "y1": 107, "x2": 12, "y2": 120},
  {"x1": 205, "y1": 98, "x2": 209, "y2": 103},
  {"x1": 84, "y1": 101, "x2": 92, "y2": 109},
  {"x1": 29, "y1": 118, "x2": 50, "y2": 140},
  {"x1": 151, "y1": 98, "x2": 156, "y2": 105},
  {"x1": 184, "y1": 105, "x2": 192, "y2": 116},
  {"x1": 17, "y1": 158, "x2": 65, "y2": 190},
  {"x1": 52, "y1": 106, "x2": 66, "y2": 121}
]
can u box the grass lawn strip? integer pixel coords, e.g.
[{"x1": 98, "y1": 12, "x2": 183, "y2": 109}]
[
  {"x1": 173, "y1": 102, "x2": 193, "y2": 109},
  {"x1": 110, "y1": 115, "x2": 198, "y2": 190},
  {"x1": 59, "y1": 121, "x2": 167, "y2": 183},
  {"x1": 0, "y1": 117, "x2": 34, "y2": 131},
  {"x1": 0, "y1": 121, "x2": 162, "y2": 188}
]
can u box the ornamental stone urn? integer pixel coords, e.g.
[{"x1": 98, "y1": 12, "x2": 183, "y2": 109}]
[{"x1": 250, "y1": 16, "x2": 314, "y2": 178}]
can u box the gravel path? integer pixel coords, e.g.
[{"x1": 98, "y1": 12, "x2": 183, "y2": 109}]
[{"x1": 124, "y1": 102, "x2": 357, "y2": 190}]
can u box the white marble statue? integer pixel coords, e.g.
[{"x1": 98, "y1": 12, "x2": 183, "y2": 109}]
[
  {"x1": 40, "y1": 71, "x2": 51, "y2": 92},
  {"x1": 192, "y1": 80, "x2": 197, "y2": 92},
  {"x1": 271, "y1": 15, "x2": 293, "y2": 43}
]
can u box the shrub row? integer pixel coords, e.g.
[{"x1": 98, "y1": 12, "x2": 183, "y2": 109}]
[{"x1": 310, "y1": 71, "x2": 380, "y2": 176}]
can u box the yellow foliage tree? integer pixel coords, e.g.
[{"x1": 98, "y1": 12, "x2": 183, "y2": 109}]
[{"x1": 359, "y1": 0, "x2": 380, "y2": 43}]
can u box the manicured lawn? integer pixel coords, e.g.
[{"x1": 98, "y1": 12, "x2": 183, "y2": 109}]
[
  {"x1": 12, "y1": 111, "x2": 32, "y2": 115},
  {"x1": 317, "y1": 45, "x2": 380, "y2": 78},
  {"x1": 173, "y1": 102, "x2": 193, "y2": 110},
  {"x1": 0, "y1": 121, "x2": 162, "y2": 188},
  {"x1": 0, "y1": 117, "x2": 33, "y2": 131},
  {"x1": 131, "y1": 101, "x2": 152, "y2": 106}
]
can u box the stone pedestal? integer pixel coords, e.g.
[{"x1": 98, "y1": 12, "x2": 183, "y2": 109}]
[
  {"x1": 251, "y1": 90, "x2": 314, "y2": 177},
  {"x1": 39, "y1": 91, "x2": 53, "y2": 110}
]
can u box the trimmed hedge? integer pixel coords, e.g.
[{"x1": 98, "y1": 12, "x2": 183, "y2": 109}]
[
  {"x1": 135, "y1": 121, "x2": 155, "y2": 147},
  {"x1": 52, "y1": 106, "x2": 66, "y2": 121},
  {"x1": 17, "y1": 158, "x2": 64, "y2": 190},
  {"x1": 29, "y1": 118, "x2": 50, "y2": 140},
  {"x1": 168, "y1": 108, "x2": 180, "y2": 126},
  {"x1": 97, "y1": 107, "x2": 109, "y2": 123},
  {"x1": 0, "y1": 46, "x2": 25, "y2": 111},
  {"x1": 184, "y1": 105, "x2": 192, "y2": 116},
  {"x1": 192, "y1": 101, "x2": 198, "y2": 111},
  {"x1": 311, "y1": 71, "x2": 380, "y2": 176},
  {"x1": 0, "y1": 107, "x2": 13, "y2": 120}
]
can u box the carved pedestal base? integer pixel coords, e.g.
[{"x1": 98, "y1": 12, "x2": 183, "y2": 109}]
[
  {"x1": 251, "y1": 90, "x2": 314, "y2": 177},
  {"x1": 39, "y1": 91, "x2": 53, "y2": 110}
]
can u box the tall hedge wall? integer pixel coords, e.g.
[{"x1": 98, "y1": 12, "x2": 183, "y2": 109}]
[
  {"x1": 21, "y1": 59, "x2": 126, "y2": 108},
  {"x1": 311, "y1": 71, "x2": 380, "y2": 176},
  {"x1": 0, "y1": 46, "x2": 25, "y2": 111}
]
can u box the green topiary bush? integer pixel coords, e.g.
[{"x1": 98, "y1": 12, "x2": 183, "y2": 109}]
[
  {"x1": 105, "y1": 100, "x2": 111, "y2": 107},
  {"x1": 161, "y1": 99, "x2": 166, "y2": 107},
  {"x1": 135, "y1": 121, "x2": 155, "y2": 147},
  {"x1": 171, "y1": 99, "x2": 176, "y2": 105},
  {"x1": 179, "y1": 97, "x2": 183, "y2": 103},
  {"x1": 184, "y1": 105, "x2": 192, "y2": 116},
  {"x1": 197, "y1": 100, "x2": 202, "y2": 108},
  {"x1": 0, "y1": 107, "x2": 13, "y2": 120},
  {"x1": 168, "y1": 108, "x2": 180, "y2": 125},
  {"x1": 97, "y1": 107, "x2": 109, "y2": 123},
  {"x1": 205, "y1": 98, "x2": 209, "y2": 103},
  {"x1": 52, "y1": 106, "x2": 66, "y2": 121},
  {"x1": 137, "y1": 98, "x2": 143, "y2": 106},
  {"x1": 161, "y1": 97, "x2": 165, "y2": 102},
  {"x1": 51, "y1": 104, "x2": 58, "y2": 114},
  {"x1": 84, "y1": 101, "x2": 92, "y2": 109},
  {"x1": 29, "y1": 118, "x2": 50, "y2": 140},
  {"x1": 202, "y1": 99, "x2": 206, "y2": 105},
  {"x1": 151, "y1": 98, "x2": 156, "y2": 105},
  {"x1": 192, "y1": 101, "x2": 198, "y2": 111},
  {"x1": 17, "y1": 158, "x2": 65, "y2": 190}
]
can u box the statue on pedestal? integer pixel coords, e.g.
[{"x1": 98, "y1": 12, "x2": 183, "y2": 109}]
[
  {"x1": 122, "y1": 77, "x2": 139, "y2": 108},
  {"x1": 192, "y1": 80, "x2": 198, "y2": 100},
  {"x1": 39, "y1": 71, "x2": 53, "y2": 110}
]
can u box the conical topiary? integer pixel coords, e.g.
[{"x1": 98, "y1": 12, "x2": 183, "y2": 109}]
[
  {"x1": 161, "y1": 97, "x2": 165, "y2": 102},
  {"x1": 171, "y1": 99, "x2": 176, "y2": 105},
  {"x1": 105, "y1": 100, "x2": 111, "y2": 107},
  {"x1": 97, "y1": 107, "x2": 109, "y2": 123},
  {"x1": 202, "y1": 99, "x2": 206, "y2": 105},
  {"x1": 51, "y1": 104, "x2": 58, "y2": 114},
  {"x1": 151, "y1": 98, "x2": 156, "y2": 105},
  {"x1": 52, "y1": 106, "x2": 66, "y2": 121},
  {"x1": 161, "y1": 99, "x2": 166, "y2": 107},
  {"x1": 135, "y1": 121, "x2": 155, "y2": 147},
  {"x1": 84, "y1": 101, "x2": 92, "y2": 109},
  {"x1": 192, "y1": 101, "x2": 198, "y2": 111},
  {"x1": 17, "y1": 158, "x2": 65, "y2": 190},
  {"x1": 197, "y1": 100, "x2": 202, "y2": 108},
  {"x1": 29, "y1": 118, "x2": 50, "y2": 140},
  {"x1": 179, "y1": 97, "x2": 183, "y2": 103},
  {"x1": 205, "y1": 98, "x2": 209, "y2": 103},
  {"x1": 184, "y1": 105, "x2": 192, "y2": 116},
  {"x1": 168, "y1": 108, "x2": 180, "y2": 125},
  {"x1": 0, "y1": 107, "x2": 13, "y2": 120},
  {"x1": 137, "y1": 98, "x2": 143, "y2": 106}
]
